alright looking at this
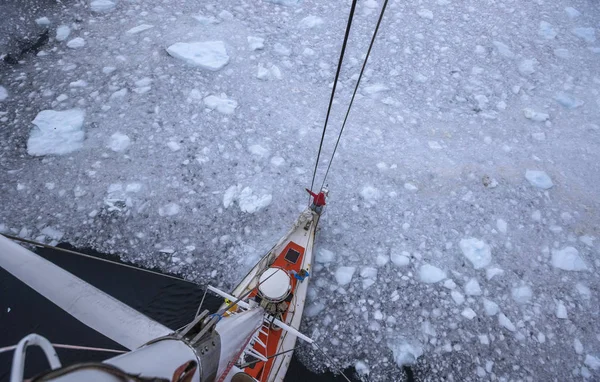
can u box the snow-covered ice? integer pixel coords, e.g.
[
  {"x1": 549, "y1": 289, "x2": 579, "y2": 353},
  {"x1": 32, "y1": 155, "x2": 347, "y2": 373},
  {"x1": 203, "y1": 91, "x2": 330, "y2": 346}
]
[
  {"x1": 498, "y1": 313, "x2": 516, "y2": 332},
  {"x1": 166, "y1": 41, "x2": 229, "y2": 70},
  {"x1": 133, "y1": 78, "x2": 152, "y2": 94},
  {"x1": 0, "y1": 86, "x2": 7, "y2": 101},
  {"x1": 555, "y1": 300, "x2": 568, "y2": 319},
  {"x1": 126, "y1": 24, "x2": 154, "y2": 35},
  {"x1": 334, "y1": 266, "x2": 355, "y2": 286},
  {"x1": 305, "y1": 302, "x2": 325, "y2": 318},
  {"x1": 256, "y1": 64, "x2": 282, "y2": 81},
  {"x1": 27, "y1": 109, "x2": 86, "y2": 156},
  {"x1": 482, "y1": 298, "x2": 499, "y2": 316},
  {"x1": 461, "y1": 308, "x2": 476, "y2": 320},
  {"x1": 41, "y1": 226, "x2": 64, "y2": 240},
  {"x1": 572, "y1": 27, "x2": 596, "y2": 43},
  {"x1": 414, "y1": 73, "x2": 428, "y2": 83},
  {"x1": 247, "y1": 36, "x2": 264, "y2": 51},
  {"x1": 553, "y1": 48, "x2": 570, "y2": 58},
  {"x1": 555, "y1": 92, "x2": 584, "y2": 109},
  {"x1": 248, "y1": 144, "x2": 269, "y2": 158},
  {"x1": 110, "y1": 88, "x2": 128, "y2": 101},
  {"x1": 36, "y1": 17, "x2": 51, "y2": 26},
  {"x1": 192, "y1": 14, "x2": 219, "y2": 25},
  {"x1": 511, "y1": 285, "x2": 533, "y2": 304},
  {"x1": 375, "y1": 254, "x2": 389, "y2": 267},
  {"x1": 90, "y1": 0, "x2": 116, "y2": 13},
  {"x1": 218, "y1": 10, "x2": 234, "y2": 21},
  {"x1": 273, "y1": 43, "x2": 290, "y2": 56},
  {"x1": 496, "y1": 218, "x2": 507, "y2": 233},
  {"x1": 388, "y1": 339, "x2": 423, "y2": 367},
  {"x1": 459, "y1": 238, "x2": 492, "y2": 269},
  {"x1": 66, "y1": 37, "x2": 85, "y2": 49},
  {"x1": 298, "y1": 15, "x2": 323, "y2": 29},
  {"x1": 538, "y1": 21, "x2": 557, "y2": 40},
  {"x1": 223, "y1": 186, "x2": 272, "y2": 214},
  {"x1": 464, "y1": 278, "x2": 482, "y2": 296},
  {"x1": 585, "y1": 355, "x2": 600, "y2": 371},
  {"x1": 551, "y1": 247, "x2": 587, "y2": 271},
  {"x1": 518, "y1": 59, "x2": 538, "y2": 75},
  {"x1": 525, "y1": 170, "x2": 553, "y2": 189},
  {"x1": 238, "y1": 187, "x2": 273, "y2": 214},
  {"x1": 565, "y1": 7, "x2": 581, "y2": 18},
  {"x1": 316, "y1": 249, "x2": 335, "y2": 263},
  {"x1": 574, "y1": 339, "x2": 584, "y2": 355},
  {"x1": 575, "y1": 283, "x2": 591, "y2": 299},
  {"x1": 390, "y1": 251, "x2": 410, "y2": 267},
  {"x1": 107, "y1": 133, "x2": 131, "y2": 152},
  {"x1": 158, "y1": 202, "x2": 181, "y2": 217},
  {"x1": 359, "y1": 186, "x2": 381, "y2": 201},
  {"x1": 443, "y1": 279, "x2": 456, "y2": 289},
  {"x1": 256, "y1": 65, "x2": 269, "y2": 80},
  {"x1": 493, "y1": 41, "x2": 515, "y2": 58},
  {"x1": 364, "y1": 83, "x2": 389, "y2": 95},
  {"x1": 68, "y1": 80, "x2": 87, "y2": 88},
  {"x1": 270, "y1": 156, "x2": 285, "y2": 167},
  {"x1": 55, "y1": 25, "x2": 71, "y2": 42},
  {"x1": 451, "y1": 290, "x2": 465, "y2": 305},
  {"x1": 417, "y1": 9, "x2": 434, "y2": 20},
  {"x1": 419, "y1": 264, "x2": 446, "y2": 283},
  {"x1": 523, "y1": 108, "x2": 549, "y2": 122},
  {"x1": 427, "y1": 141, "x2": 442, "y2": 150},
  {"x1": 354, "y1": 360, "x2": 369, "y2": 376},
  {"x1": 203, "y1": 94, "x2": 238, "y2": 115},
  {"x1": 360, "y1": 266, "x2": 377, "y2": 280}
]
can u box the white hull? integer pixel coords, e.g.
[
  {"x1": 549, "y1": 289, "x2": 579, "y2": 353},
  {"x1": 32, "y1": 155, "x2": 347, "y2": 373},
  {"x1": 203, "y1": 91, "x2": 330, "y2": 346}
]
[{"x1": 223, "y1": 208, "x2": 321, "y2": 382}]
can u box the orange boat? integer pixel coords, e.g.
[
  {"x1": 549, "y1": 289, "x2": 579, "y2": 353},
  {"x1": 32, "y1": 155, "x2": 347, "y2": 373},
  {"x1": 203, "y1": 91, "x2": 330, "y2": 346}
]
[{"x1": 217, "y1": 205, "x2": 323, "y2": 382}]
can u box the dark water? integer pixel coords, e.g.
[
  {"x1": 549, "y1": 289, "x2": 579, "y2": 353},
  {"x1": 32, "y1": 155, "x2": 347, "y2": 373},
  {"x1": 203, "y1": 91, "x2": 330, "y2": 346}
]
[{"x1": 0, "y1": 243, "x2": 357, "y2": 381}]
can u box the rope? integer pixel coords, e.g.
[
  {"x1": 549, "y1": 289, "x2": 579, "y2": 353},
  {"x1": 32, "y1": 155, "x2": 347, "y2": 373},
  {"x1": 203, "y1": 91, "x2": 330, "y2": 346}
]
[
  {"x1": 0, "y1": 343, "x2": 125, "y2": 355},
  {"x1": 239, "y1": 347, "x2": 296, "y2": 369},
  {"x1": 195, "y1": 287, "x2": 209, "y2": 318},
  {"x1": 312, "y1": 343, "x2": 352, "y2": 382},
  {"x1": 308, "y1": 0, "x2": 358, "y2": 201},
  {"x1": 320, "y1": 0, "x2": 389, "y2": 190},
  {"x1": 1, "y1": 233, "x2": 198, "y2": 285}
]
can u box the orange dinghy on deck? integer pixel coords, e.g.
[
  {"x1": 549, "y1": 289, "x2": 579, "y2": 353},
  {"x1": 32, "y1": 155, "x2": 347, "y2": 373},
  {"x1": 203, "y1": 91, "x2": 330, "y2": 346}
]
[{"x1": 220, "y1": 207, "x2": 322, "y2": 382}]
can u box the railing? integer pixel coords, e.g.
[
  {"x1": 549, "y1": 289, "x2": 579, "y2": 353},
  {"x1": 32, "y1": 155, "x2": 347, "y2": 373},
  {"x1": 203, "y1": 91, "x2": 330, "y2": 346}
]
[{"x1": 10, "y1": 334, "x2": 62, "y2": 382}]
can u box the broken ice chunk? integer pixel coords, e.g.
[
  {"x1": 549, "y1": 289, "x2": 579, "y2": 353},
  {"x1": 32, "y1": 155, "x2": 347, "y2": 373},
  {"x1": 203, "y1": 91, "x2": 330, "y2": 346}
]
[
  {"x1": 335, "y1": 266, "x2": 355, "y2": 286},
  {"x1": 525, "y1": 170, "x2": 553, "y2": 189},
  {"x1": 459, "y1": 238, "x2": 492, "y2": 269},
  {"x1": 203, "y1": 94, "x2": 238, "y2": 115},
  {"x1": 523, "y1": 108, "x2": 549, "y2": 122},
  {"x1": 551, "y1": 247, "x2": 587, "y2": 271},
  {"x1": 166, "y1": 41, "x2": 229, "y2": 71},
  {"x1": 27, "y1": 109, "x2": 86, "y2": 156},
  {"x1": 418, "y1": 264, "x2": 446, "y2": 283}
]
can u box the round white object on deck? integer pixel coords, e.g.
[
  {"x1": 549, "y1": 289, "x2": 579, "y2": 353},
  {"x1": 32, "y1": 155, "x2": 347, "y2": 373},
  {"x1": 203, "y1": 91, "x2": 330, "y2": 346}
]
[{"x1": 258, "y1": 268, "x2": 291, "y2": 302}]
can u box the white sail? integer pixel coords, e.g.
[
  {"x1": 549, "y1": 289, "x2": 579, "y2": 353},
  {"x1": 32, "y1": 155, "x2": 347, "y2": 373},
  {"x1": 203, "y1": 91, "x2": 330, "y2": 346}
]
[{"x1": 0, "y1": 235, "x2": 171, "y2": 350}]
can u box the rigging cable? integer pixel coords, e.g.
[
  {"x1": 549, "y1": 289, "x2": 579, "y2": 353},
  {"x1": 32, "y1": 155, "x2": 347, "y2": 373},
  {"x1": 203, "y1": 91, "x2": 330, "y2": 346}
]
[
  {"x1": 0, "y1": 343, "x2": 125, "y2": 355},
  {"x1": 320, "y1": 0, "x2": 389, "y2": 190},
  {"x1": 308, "y1": 0, "x2": 358, "y2": 201},
  {"x1": 312, "y1": 343, "x2": 352, "y2": 382}
]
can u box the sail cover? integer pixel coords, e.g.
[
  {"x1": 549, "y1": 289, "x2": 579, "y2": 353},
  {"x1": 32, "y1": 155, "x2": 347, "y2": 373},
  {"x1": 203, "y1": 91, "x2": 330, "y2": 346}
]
[{"x1": 0, "y1": 235, "x2": 172, "y2": 350}]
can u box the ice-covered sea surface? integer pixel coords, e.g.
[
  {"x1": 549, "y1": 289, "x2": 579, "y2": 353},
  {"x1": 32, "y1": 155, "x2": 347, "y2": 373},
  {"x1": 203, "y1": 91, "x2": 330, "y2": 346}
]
[{"x1": 1, "y1": 0, "x2": 600, "y2": 380}]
